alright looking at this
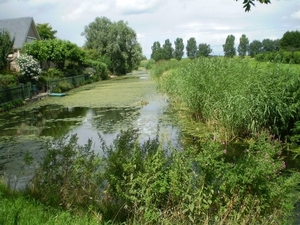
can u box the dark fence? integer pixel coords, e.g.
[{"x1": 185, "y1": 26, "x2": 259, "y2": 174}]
[
  {"x1": 47, "y1": 74, "x2": 89, "y2": 93},
  {"x1": 0, "y1": 83, "x2": 32, "y2": 106}
]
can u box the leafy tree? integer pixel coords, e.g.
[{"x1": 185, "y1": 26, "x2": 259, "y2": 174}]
[
  {"x1": 173, "y1": 38, "x2": 184, "y2": 60},
  {"x1": 186, "y1": 37, "x2": 197, "y2": 59},
  {"x1": 162, "y1": 39, "x2": 173, "y2": 60},
  {"x1": 280, "y1": 30, "x2": 300, "y2": 52},
  {"x1": 237, "y1": 34, "x2": 249, "y2": 57},
  {"x1": 197, "y1": 43, "x2": 212, "y2": 57},
  {"x1": 23, "y1": 39, "x2": 86, "y2": 70},
  {"x1": 151, "y1": 41, "x2": 164, "y2": 61},
  {"x1": 236, "y1": 0, "x2": 271, "y2": 11},
  {"x1": 0, "y1": 30, "x2": 14, "y2": 72},
  {"x1": 223, "y1": 34, "x2": 236, "y2": 57},
  {"x1": 36, "y1": 23, "x2": 57, "y2": 40},
  {"x1": 262, "y1": 38, "x2": 280, "y2": 52},
  {"x1": 249, "y1": 40, "x2": 263, "y2": 57},
  {"x1": 82, "y1": 17, "x2": 142, "y2": 74}
]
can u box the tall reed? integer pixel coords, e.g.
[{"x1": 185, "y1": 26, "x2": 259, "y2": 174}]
[{"x1": 153, "y1": 57, "x2": 300, "y2": 140}]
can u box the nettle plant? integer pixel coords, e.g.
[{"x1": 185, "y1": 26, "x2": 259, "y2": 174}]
[{"x1": 16, "y1": 54, "x2": 41, "y2": 81}]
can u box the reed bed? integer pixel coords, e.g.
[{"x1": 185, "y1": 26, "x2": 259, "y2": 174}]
[{"x1": 153, "y1": 57, "x2": 300, "y2": 140}]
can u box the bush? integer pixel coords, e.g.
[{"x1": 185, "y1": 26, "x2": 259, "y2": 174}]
[
  {"x1": 0, "y1": 74, "x2": 18, "y2": 87},
  {"x1": 41, "y1": 68, "x2": 64, "y2": 78},
  {"x1": 28, "y1": 129, "x2": 300, "y2": 224},
  {"x1": 29, "y1": 135, "x2": 103, "y2": 210},
  {"x1": 16, "y1": 54, "x2": 41, "y2": 81},
  {"x1": 57, "y1": 80, "x2": 73, "y2": 92}
]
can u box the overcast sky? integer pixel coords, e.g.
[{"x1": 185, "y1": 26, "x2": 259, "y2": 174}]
[{"x1": 0, "y1": 0, "x2": 300, "y2": 57}]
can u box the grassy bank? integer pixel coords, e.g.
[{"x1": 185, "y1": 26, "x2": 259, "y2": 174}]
[
  {"x1": 1, "y1": 127, "x2": 299, "y2": 224},
  {"x1": 0, "y1": 181, "x2": 101, "y2": 225}
]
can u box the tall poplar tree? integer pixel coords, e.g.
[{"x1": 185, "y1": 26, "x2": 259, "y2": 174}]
[
  {"x1": 151, "y1": 41, "x2": 164, "y2": 61},
  {"x1": 174, "y1": 38, "x2": 184, "y2": 60},
  {"x1": 186, "y1": 37, "x2": 197, "y2": 59},
  {"x1": 162, "y1": 39, "x2": 173, "y2": 60},
  {"x1": 238, "y1": 34, "x2": 249, "y2": 57},
  {"x1": 223, "y1": 35, "x2": 236, "y2": 57}
]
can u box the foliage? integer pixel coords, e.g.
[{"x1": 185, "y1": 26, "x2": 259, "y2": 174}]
[
  {"x1": 83, "y1": 59, "x2": 108, "y2": 80},
  {"x1": 0, "y1": 74, "x2": 18, "y2": 87},
  {"x1": 40, "y1": 68, "x2": 64, "y2": 78},
  {"x1": 236, "y1": 0, "x2": 271, "y2": 12},
  {"x1": 174, "y1": 37, "x2": 184, "y2": 60},
  {"x1": 151, "y1": 58, "x2": 300, "y2": 140},
  {"x1": 82, "y1": 17, "x2": 142, "y2": 75},
  {"x1": 151, "y1": 41, "x2": 164, "y2": 61},
  {"x1": 162, "y1": 39, "x2": 174, "y2": 60},
  {"x1": 0, "y1": 181, "x2": 101, "y2": 225},
  {"x1": 237, "y1": 34, "x2": 249, "y2": 57},
  {"x1": 223, "y1": 34, "x2": 236, "y2": 57},
  {"x1": 29, "y1": 134, "x2": 103, "y2": 210},
  {"x1": 16, "y1": 54, "x2": 41, "y2": 81},
  {"x1": 186, "y1": 37, "x2": 197, "y2": 59},
  {"x1": 262, "y1": 38, "x2": 280, "y2": 52},
  {"x1": 0, "y1": 30, "x2": 14, "y2": 72},
  {"x1": 0, "y1": 99, "x2": 23, "y2": 112},
  {"x1": 36, "y1": 23, "x2": 57, "y2": 40},
  {"x1": 26, "y1": 128, "x2": 300, "y2": 224},
  {"x1": 280, "y1": 30, "x2": 300, "y2": 52},
  {"x1": 55, "y1": 80, "x2": 74, "y2": 93},
  {"x1": 23, "y1": 39, "x2": 86, "y2": 70},
  {"x1": 255, "y1": 50, "x2": 300, "y2": 64},
  {"x1": 197, "y1": 43, "x2": 212, "y2": 57},
  {"x1": 145, "y1": 59, "x2": 155, "y2": 70},
  {"x1": 249, "y1": 40, "x2": 263, "y2": 57}
]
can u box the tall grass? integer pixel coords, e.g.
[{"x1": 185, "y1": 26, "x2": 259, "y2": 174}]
[
  {"x1": 153, "y1": 57, "x2": 300, "y2": 140},
  {"x1": 0, "y1": 180, "x2": 102, "y2": 225}
]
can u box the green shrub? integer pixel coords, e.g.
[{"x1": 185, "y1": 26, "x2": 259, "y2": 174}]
[
  {"x1": 0, "y1": 74, "x2": 18, "y2": 87},
  {"x1": 26, "y1": 128, "x2": 300, "y2": 224},
  {"x1": 41, "y1": 68, "x2": 64, "y2": 78},
  {"x1": 29, "y1": 135, "x2": 103, "y2": 211},
  {"x1": 58, "y1": 80, "x2": 73, "y2": 92}
]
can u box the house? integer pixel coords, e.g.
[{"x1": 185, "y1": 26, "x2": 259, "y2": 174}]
[{"x1": 0, "y1": 17, "x2": 40, "y2": 71}]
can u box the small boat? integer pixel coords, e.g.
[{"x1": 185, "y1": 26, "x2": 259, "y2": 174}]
[{"x1": 49, "y1": 93, "x2": 66, "y2": 97}]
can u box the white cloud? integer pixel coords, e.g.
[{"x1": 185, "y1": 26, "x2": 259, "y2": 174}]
[
  {"x1": 291, "y1": 10, "x2": 300, "y2": 19},
  {"x1": 61, "y1": 1, "x2": 111, "y2": 21},
  {"x1": 115, "y1": 0, "x2": 162, "y2": 15}
]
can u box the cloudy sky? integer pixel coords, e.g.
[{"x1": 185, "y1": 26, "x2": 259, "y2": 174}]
[{"x1": 0, "y1": 0, "x2": 300, "y2": 57}]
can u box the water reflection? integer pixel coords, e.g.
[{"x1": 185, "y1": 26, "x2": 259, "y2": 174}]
[{"x1": 0, "y1": 96, "x2": 181, "y2": 187}]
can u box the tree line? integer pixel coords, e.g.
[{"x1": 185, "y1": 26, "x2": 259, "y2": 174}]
[
  {"x1": 151, "y1": 38, "x2": 212, "y2": 61},
  {"x1": 150, "y1": 30, "x2": 300, "y2": 61}
]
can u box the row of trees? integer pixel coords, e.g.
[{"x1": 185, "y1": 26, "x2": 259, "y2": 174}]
[
  {"x1": 223, "y1": 34, "x2": 280, "y2": 57},
  {"x1": 151, "y1": 30, "x2": 299, "y2": 61},
  {"x1": 223, "y1": 30, "x2": 300, "y2": 57},
  {"x1": 151, "y1": 38, "x2": 212, "y2": 61}
]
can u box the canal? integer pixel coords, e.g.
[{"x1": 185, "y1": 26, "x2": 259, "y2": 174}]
[{"x1": 0, "y1": 69, "x2": 181, "y2": 189}]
